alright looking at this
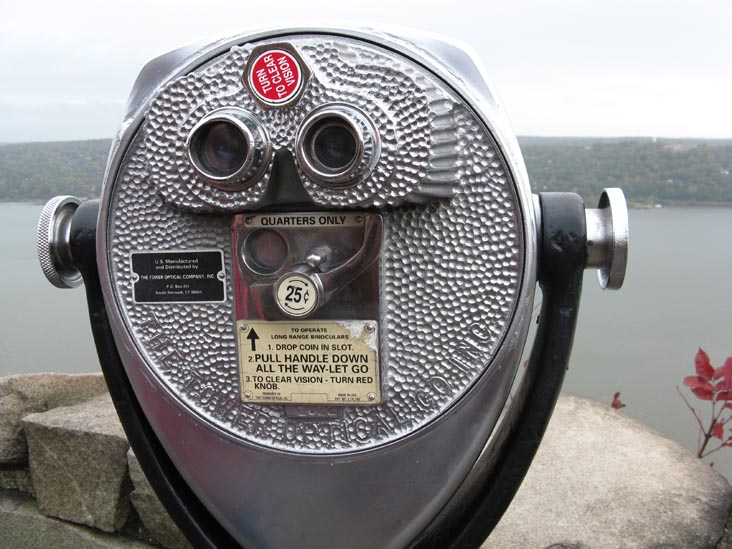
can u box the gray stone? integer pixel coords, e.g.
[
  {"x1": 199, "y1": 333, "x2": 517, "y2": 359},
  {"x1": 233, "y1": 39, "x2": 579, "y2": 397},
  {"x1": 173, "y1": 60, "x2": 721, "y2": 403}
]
[
  {"x1": 0, "y1": 468, "x2": 33, "y2": 494},
  {"x1": 127, "y1": 448, "x2": 192, "y2": 549},
  {"x1": 22, "y1": 393, "x2": 131, "y2": 532},
  {"x1": 716, "y1": 510, "x2": 732, "y2": 548},
  {"x1": 486, "y1": 395, "x2": 732, "y2": 548},
  {"x1": 0, "y1": 373, "x2": 107, "y2": 464},
  {"x1": 0, "y1": 488, "x2": 154, "y2": 548}
]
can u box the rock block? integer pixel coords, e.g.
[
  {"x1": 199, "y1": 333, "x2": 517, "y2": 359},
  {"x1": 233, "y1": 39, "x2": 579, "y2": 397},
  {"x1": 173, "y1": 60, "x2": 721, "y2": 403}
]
[
  {"x1": 127, "y1": 449, "x2": 192, "y2": 549},
  {"x1": 0, "y1": 488, "x2": 154, "y2": 548},
  {"x1": 0, "y1": 468, "x2": 33, "y2": 494},
  {"x1": 22, "y1": 393, "x2": 131, "y2": 532},
  {"x1": 0, "y1": 373, "x2": 107, "y2": 464},
  {"x1": 486, "y1": 395, "x2": 732, "y2": 548}
]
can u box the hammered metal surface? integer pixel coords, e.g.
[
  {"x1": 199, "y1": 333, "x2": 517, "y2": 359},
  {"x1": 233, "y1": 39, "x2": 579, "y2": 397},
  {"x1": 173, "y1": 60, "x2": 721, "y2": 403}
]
[
  {"x1": 145, "y1": 37, "x2": 452, "y2": 210},
  {"x1": 107, "y1": 34, "x2": 524, "y2": 453}
]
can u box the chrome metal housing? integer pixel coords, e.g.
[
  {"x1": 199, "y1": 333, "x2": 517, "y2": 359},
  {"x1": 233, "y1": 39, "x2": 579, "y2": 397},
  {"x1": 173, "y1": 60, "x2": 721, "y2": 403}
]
[{"x1": 96, "y1": 27, "x2": 538, "y2": 548}]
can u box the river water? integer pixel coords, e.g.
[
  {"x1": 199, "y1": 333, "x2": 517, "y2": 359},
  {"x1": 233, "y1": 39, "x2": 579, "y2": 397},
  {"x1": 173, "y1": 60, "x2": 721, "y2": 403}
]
[{"x1": 2, "y1": 203, "x2": 731, "y2": 477}]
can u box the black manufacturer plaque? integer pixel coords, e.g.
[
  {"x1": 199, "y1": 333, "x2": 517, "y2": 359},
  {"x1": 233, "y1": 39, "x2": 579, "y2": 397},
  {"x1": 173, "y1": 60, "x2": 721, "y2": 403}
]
[{"x1": 130, "y1": 250, "x2": 226, "y2": 304}]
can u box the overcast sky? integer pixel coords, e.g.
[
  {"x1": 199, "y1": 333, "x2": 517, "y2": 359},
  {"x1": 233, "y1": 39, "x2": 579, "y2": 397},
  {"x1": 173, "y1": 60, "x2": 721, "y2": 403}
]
[{"x1": 0, "y1": 0, "x2": 730, "y2": 142}]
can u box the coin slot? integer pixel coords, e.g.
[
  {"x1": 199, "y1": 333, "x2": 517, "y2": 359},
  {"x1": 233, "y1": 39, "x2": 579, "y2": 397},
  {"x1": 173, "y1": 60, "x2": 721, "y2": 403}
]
[{"x1": 243, "y1": 229, "x2": 289, "y2": 274}]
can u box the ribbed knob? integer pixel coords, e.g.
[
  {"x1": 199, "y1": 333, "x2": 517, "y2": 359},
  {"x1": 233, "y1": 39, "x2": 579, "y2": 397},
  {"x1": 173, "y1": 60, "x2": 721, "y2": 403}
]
[{"x1": 36, "y1": 196, "x2": 83, "y2": 289}]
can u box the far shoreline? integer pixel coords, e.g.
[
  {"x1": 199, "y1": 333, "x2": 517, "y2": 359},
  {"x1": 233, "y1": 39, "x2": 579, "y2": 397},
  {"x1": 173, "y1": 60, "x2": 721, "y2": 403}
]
[{"x1": 3, "y1": 138, "x2": 731, "y2": 206}]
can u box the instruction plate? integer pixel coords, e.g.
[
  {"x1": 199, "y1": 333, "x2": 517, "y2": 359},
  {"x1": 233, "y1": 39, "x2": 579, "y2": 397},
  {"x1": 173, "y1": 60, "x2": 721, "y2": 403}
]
[{"x1": 237, "y1": 320, "x2": 380, "y2": 405}]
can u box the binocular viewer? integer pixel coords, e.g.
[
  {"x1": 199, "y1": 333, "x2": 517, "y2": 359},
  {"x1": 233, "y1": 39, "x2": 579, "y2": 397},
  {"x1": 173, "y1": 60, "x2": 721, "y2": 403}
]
[{"x1": 37, "y1": 27, "x2": 628, "y2": 548}]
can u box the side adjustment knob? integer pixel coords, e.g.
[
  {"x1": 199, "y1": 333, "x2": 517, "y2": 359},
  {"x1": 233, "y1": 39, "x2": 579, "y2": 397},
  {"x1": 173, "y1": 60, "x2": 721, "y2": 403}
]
[
  {"x1": 36, "y1": 196, "x2": 83, "y2": 289},
  {"x1": 585, "y1": 188, "x2": 629, "y2": 290}
]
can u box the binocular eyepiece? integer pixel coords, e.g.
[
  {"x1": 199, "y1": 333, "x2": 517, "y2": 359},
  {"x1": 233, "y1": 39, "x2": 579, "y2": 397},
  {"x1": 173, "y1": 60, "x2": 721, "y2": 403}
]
[
  {"x1": 187, "y1": 108, "x2": 271, "y2": 188},
  {"x1": 186, "y1": 103, "x2": 379, "y2": 189},
  {"x1": 296, "y1": 104, "x2": 380, "y2": 186}
]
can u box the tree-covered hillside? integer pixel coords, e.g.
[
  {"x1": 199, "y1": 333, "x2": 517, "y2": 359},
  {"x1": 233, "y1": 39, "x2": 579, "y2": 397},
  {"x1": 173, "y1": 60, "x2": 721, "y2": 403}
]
[
  {"x1": 1, "y1": 137, "x2": 731, "y2": 206},
  {"x1": 521, "y1": 139, "x2": 732, "y2": 206},
  {"x1": 0, "y1": 139, "x2": 109, "y2": 202}
]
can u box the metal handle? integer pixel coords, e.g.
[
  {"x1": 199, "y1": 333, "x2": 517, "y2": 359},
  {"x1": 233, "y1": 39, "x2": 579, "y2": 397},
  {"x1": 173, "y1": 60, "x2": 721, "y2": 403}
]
[
  {"x1": 315, "y1": 215, "x2": 382, "y2": 300},
  {"x1": 260, "y1": 215, "x2": 383, "y2": 318}
]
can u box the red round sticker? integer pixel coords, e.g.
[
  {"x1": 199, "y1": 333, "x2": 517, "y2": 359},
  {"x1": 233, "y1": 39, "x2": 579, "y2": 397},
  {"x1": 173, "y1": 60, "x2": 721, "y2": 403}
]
[{"x1": 248, "y1": 49, "x2": 303, "y2": 105}]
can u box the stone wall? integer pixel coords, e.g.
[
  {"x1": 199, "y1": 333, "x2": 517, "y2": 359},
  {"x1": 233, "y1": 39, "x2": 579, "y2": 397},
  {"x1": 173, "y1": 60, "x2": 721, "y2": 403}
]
[
  {"x1": 1, "y1": 373, "x2": 731, "y2": 548},
  {"x1": 0, "y1": 374, "x2": 187, "y2": 549}
]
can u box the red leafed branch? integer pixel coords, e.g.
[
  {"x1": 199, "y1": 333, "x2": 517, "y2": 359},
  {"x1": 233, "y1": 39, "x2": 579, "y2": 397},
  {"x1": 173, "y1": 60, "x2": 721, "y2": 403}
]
[{"x1": 679, "y1": 348, "x2": 732, "y2": 459}]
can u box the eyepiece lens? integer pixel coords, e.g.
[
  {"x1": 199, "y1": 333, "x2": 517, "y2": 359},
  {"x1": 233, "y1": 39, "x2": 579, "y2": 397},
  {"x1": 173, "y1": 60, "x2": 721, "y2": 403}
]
[
  {"x1": 297, "y1": 106, "x2": 378, "y2": 186},
  {"x1": 193, "y1": 121, "x2": 249, "y2": 178},
  {"x1": 311, "y1": 122, "x2": 358, "y2": 171}
]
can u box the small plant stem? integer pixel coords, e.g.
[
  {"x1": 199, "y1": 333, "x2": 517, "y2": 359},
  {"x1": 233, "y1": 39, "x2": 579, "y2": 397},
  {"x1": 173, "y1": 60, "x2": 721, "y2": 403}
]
[
  {"x1": 701, "y1": 443, "x2": 729, "y2": 459},
  {"x1": 699, "y1": 419, "x2": 717, "y2": 458},
  {"x1": 676, "y1": 387, "x2": 705, "y2": 431}
]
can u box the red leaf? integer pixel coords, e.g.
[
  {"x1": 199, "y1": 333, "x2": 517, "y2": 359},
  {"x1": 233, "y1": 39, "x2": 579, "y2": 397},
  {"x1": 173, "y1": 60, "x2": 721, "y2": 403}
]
[
  {"x1": 713, "y1": 423, "x2": 724, "y2": 440},
  {"x1": 714, "y1": 357, "x2": 732, "y2": 389},
  {"x1": 691, "y1": 387, "x2": 714, "y2": 400},
  {"x1": 611, "y1": 391, "x2": 626, "y2": 409},
  {"x1": 685, "y1": 377, "x2": 715, "y2": 401},
  {"x1": 716, "y1": 390, "x2": 732, "y2": 401},
  {"x1": 684, "y1": 376, "x2": 714, "y2": 391},
  {"x1": 696, "y1": 348, "x2": 714, "y2": 381},
  {"x1": 714, "y1": 357, "x2": 730, "y2": 377}
]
